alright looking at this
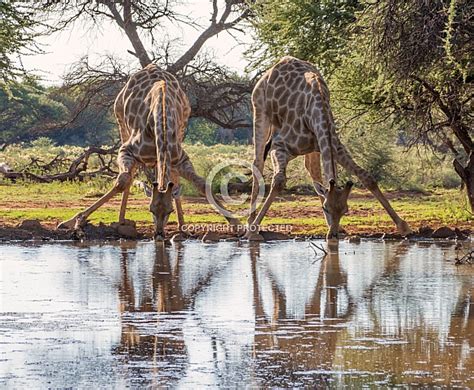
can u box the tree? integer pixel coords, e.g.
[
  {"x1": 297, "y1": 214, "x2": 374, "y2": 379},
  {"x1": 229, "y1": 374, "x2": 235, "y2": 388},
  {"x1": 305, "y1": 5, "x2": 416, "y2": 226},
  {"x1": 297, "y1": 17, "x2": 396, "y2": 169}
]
[
  {"x1": 31, "y1": 0, "x2": 254, "y2": 130},
  {"x1": 0, "y1": 78, "x2": 68, "y2": 146},
  {"x1": 248, "y1": 0, "x2": 362, "y2": 75},
  {"x1": 0, "y1": 1, "x2": 38, "y2": 82},
  {"x1": 249, "y1": 0, "x2": 474, "y2": 211},
  {"x1": 361, "y1": 0, "x2": 473, "y2": 210}
]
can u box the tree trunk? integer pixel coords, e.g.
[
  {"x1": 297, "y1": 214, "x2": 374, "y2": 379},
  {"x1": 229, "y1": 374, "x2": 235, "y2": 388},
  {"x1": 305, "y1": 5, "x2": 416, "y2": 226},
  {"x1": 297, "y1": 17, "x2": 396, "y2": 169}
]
[{"x1": 453, "y1": 152, "x2": 474, "y2": 212}]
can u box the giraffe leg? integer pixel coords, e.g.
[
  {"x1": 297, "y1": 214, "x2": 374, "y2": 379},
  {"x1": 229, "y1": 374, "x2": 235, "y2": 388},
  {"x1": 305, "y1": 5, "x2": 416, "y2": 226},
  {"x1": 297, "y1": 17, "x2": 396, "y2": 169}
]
[
  {"x1": 171, "y1": 170, "x2": 185, "y2": 231},
  {"x1": 246, "y1": 150, "x2": 291, "y2": 239},
  {"x1": 304, "y1": 151, "x2": 325, "y2": 205},
  {"x1": 336, "y1": 144, "x2": 412, "y2": 235},
  {"x1": 118, "y1": 168, "x2": 136, "y2": 224},
  {"x1": 176, "y1": 153, "x2": 241, "y2": 227},
  {"x1": 248, "y1": 107, "x2": 272, "y2": 225},
  {"x1": 174, "y1": 197, "x2": 185, "y2": 230},
  {"x1": 58, "y1": 149, "x2": 135, "y2": 230}
]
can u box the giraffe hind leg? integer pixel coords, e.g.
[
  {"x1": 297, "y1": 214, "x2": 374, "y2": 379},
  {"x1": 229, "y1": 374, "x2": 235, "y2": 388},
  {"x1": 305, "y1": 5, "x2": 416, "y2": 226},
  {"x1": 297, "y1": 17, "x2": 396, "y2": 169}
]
[
  {"x1": 248, "y1": 107, "x2": 273, "y2": 224},
  {"x1": 336, "y1": 144, "x2": 412, "y2": 235},
  {"x1": 246, "y1": 149, "x2": 291, "y2": 240}
]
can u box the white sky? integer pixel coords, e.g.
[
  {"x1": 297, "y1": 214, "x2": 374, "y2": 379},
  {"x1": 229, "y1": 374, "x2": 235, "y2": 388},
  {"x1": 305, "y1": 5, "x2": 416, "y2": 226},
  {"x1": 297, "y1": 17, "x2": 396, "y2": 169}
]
[{"x1": 20, "y1": 0, "x2": 253, "y2": 85}]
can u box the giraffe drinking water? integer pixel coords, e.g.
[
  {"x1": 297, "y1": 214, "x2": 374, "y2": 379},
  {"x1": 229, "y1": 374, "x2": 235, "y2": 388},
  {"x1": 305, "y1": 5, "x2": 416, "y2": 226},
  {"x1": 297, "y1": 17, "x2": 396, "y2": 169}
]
[{"x1": 246, "y1": 56, "x2": 411, "y2": 240}]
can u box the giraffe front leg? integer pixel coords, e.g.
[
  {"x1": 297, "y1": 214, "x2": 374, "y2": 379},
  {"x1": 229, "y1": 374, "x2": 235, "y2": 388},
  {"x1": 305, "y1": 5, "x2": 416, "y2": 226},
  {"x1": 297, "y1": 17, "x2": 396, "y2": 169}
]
[
  {"x1": 58, "y1": 149, "x2": 135, "y2": 230},
  {"x1": 176, "y1": 154, "x2": 241, "y2": 229},
  {"x1": 304, "y1": 151, "x2": 324, "y2": 204},
  {"x1": 118, "y1": 166, "x2": 137, "y2": 225},
  {"x1": 170, "y1": 170, "x2": 185, "y2": 230},
  {"x1": 336, "y1": 145, "x2": 412, "y2": 235},
  {"x1": 248, "y1": 108, "x2": 273, "y2": 225},
  {"x1": 170, "y1": 170, "x2": 188, "y2": 242},
  {"x1": 245, "y1": 150, "x2": 290, "y2": 241}
]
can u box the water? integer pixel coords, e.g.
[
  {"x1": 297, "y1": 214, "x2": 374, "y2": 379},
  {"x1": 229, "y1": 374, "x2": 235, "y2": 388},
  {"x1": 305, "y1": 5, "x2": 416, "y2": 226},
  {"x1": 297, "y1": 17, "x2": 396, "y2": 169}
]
[{"x1": 0, "y1": 240, "x2": 472, "y2": 388}]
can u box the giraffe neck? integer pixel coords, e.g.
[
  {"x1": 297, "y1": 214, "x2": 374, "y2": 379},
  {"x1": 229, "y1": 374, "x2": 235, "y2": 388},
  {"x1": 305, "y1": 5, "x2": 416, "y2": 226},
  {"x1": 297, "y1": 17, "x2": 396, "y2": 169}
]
[{"x1": 315, "y1": 77, "x2": 338, "y2": 182}]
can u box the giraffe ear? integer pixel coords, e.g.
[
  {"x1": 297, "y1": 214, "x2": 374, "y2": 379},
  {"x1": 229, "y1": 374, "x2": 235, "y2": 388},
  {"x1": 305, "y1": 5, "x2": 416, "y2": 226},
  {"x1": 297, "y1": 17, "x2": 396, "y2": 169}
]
[
  {"x1": 171, "y1": 184, "x2": 181, "y2": 199},
  {"x1": 143, "y1": 183, "x2": 153, "y2": 198},
  {"x1": 313, "y1": 181, "x2": 327, "y2": 197}
]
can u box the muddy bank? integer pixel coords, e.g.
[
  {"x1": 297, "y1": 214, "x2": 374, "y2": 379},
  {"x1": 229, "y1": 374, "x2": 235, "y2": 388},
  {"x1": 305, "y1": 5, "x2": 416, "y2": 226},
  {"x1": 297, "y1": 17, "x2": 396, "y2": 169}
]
[{"x1": 0, "y1": 219, "x2": 471, "y2": 242}]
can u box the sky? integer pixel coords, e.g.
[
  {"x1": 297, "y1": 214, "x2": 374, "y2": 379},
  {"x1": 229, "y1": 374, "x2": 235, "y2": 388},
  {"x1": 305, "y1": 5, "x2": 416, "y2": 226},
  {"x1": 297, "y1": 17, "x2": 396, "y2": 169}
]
[{"x1": 20, "y1": 0, "x2": 253, "y2": 85}]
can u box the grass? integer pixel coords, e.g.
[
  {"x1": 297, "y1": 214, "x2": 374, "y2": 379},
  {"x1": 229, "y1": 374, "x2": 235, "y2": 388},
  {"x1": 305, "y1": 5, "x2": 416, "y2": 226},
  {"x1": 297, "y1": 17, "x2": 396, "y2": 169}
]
[
  {"x1": 0, "y1": 140, "x2": 471, "y2": 236},
  {"x1": 0, "y1": 179, "x2": 471, "y2": 235}
]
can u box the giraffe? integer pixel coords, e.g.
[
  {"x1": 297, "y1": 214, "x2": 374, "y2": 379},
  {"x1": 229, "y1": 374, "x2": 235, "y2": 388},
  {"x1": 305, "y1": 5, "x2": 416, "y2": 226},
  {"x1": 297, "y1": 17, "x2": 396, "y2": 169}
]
[
  {"x1": 246, "y1": 56, "x2": 412, "y2": 239},
  {"x1": 59, "y1": 64, "x2": 238, "y2": 240}
]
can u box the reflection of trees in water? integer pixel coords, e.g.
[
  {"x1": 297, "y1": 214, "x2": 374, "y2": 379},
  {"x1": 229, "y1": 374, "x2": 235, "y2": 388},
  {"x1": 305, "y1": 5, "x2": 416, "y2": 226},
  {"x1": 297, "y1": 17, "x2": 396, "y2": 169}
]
[{"x1": 110, "y1": 241, "x2": 473, "y2": 387}]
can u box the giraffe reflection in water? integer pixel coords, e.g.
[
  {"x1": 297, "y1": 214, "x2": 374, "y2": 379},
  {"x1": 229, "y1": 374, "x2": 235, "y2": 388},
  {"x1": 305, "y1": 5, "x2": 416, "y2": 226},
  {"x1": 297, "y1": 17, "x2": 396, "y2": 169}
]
[{"x1": 112, "y1": 241, "x2": 473, "y2": 387}]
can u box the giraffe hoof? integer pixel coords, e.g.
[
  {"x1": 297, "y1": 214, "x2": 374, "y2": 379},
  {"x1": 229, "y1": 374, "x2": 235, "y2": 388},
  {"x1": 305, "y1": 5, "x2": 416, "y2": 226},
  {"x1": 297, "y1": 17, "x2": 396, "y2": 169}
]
[
  {"x1": 57, "y1": 218, "x2": 76, "y2": 230},
  {"x1": 171, "y1": 232, "x2": 187, "y2": 242},
  {"x1": 397, "y1": 220, "x2": 413, "y2": 236}
]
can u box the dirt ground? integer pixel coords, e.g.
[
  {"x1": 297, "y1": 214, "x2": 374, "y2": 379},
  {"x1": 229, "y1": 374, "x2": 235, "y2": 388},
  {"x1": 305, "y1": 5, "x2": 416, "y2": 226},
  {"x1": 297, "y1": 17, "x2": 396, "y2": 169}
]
[{"x1": 0, "y1": 192, "x2": 471, "y2": 242}]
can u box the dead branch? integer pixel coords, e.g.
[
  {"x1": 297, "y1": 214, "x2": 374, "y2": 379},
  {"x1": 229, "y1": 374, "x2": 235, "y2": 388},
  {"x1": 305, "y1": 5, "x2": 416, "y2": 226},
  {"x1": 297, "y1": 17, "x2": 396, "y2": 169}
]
[
  {"x1": 455, "y1": 248, "x2": 473, "y2": 265},
  {"x1": 309, "y1": 241, "x2": 328, "y2": 263},
  {"x1": 1, "y1": 145, "x2": 119, "y2": 183}
]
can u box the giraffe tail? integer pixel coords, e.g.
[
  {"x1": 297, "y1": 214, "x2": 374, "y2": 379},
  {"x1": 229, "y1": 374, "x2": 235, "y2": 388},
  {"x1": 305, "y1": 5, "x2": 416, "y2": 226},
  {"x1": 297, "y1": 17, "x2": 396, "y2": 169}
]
[{"x1": 153, "y1": 80, "x2": 172, "y2": 192}]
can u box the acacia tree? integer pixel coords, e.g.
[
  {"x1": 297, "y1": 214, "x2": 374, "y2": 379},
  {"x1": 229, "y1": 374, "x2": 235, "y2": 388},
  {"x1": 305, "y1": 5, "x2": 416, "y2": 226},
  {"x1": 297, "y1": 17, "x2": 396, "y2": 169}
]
[
  {"x1": 0, "y1": 1, "x2": 38, "y2": 83},
  {"x1": 250, "y1": 0, "x2": 473, "y2": 211},
  {"x1": 363, "y1": 0, "x2": 473, "y2": 211},
  {"x1": 32, "y1": 0, "x2": 254, "y2": 130},
  {"x1": 248, "y1": 0, "x2": 362, "y2": 75}
]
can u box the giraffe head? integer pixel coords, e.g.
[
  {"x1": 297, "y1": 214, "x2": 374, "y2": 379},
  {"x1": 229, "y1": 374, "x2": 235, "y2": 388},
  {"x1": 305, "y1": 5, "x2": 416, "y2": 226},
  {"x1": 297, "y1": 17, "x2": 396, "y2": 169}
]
[
  {"x1": 149, "y1": 182, "x2": 174, "y2": 241},
  {"x1": 314, "y1": 179, "x2": 353, "y2": 239}
]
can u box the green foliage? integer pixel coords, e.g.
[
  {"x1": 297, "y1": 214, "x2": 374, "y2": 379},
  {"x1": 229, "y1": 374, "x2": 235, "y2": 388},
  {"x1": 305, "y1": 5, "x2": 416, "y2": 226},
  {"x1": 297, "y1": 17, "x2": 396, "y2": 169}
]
[
  {"x1": 248, "y1": 0, "x2": 363, "y2": 74},
  {"x1": 185, "y1": 119, "x2": 218, "y2": 146},
  {"x1": 0, "y1": 2, "x2": 37, "y2": 82},
  {"x1": 0, "y1": 78, "x2": 117, "y2": 146},
  {"x1": 0, "y1": 78, "x2": 68, "y2": 144}
]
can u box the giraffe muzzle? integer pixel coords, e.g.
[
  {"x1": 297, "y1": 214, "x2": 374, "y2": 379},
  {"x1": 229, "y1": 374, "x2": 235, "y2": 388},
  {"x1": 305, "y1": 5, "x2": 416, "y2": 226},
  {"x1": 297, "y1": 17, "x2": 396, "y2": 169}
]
[{"x1": 154, "y1": 232, "x2": 165, "y2": 241}]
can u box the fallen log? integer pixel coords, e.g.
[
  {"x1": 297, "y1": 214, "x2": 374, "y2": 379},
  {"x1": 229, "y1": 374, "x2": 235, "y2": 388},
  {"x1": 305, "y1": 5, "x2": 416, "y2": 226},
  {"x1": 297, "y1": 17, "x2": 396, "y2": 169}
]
[{"x1": 0, "y1": 145, "x2": 119, "y2": 183}]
